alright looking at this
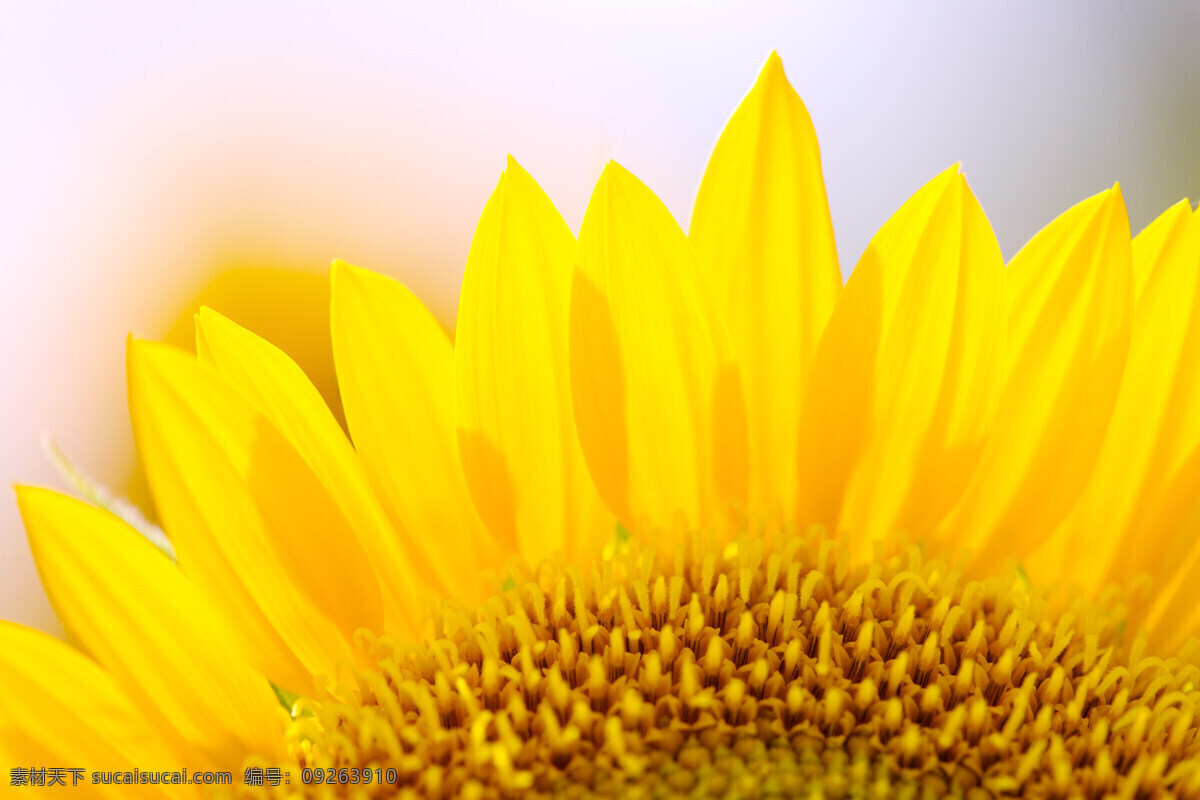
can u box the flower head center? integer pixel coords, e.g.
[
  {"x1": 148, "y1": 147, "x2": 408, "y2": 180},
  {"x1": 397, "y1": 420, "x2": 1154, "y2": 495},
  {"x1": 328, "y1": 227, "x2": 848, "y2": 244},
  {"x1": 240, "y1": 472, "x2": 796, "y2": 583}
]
[{"x1": 241, "y1": 531, "x2": 1200, "y2": 798}]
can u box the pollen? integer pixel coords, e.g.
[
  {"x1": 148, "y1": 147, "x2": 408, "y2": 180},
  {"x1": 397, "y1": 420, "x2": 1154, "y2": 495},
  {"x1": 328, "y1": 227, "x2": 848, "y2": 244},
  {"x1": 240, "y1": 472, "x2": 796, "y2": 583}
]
[{"x1": 236, "y1": 530, "x2": 1200, "y2": 798}]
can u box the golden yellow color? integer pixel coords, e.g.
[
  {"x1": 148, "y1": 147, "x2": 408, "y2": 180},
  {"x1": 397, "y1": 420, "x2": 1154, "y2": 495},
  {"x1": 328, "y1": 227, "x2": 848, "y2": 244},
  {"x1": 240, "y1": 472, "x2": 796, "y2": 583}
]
[
  {"x1": 692, "y1": 51, "x2": 841, "y2": 521},
  {"x1": 4, "y1": 52, "x2": 1200, "y2": 798}
]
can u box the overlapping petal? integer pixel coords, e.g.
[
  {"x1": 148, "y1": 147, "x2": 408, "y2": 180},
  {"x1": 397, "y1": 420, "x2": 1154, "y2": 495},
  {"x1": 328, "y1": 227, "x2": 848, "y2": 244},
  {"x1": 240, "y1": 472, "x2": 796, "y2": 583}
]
[
  {"x1": 949, "y1": 187, "x2": 1132, "y2": 566},
  {"x1": 330, "y1": 260, "x2": 501, "y2": 599},
  {"x1": 195, "y1": 307, "x2": 425, "y2": 633},
  {"x1": 1031, "y1": 200, "x2": 1200, "y2": 650},
  {"x1": 0, "y1": 622, "x2": 195, "y2": 799},
  {"x1": 691, "y1": 52, "x2": 841, "y2": 519},
  {"x1": 128, "y1": 340, "x2": 383, "y2": 687},
  {"x1": 794, "y1": 166, "x2": 1004, "y2": 551},
  {"x1": 17, "y1": 488, "x2": 284, "y2": 767},
  {"x1": 456, "y1": 157, "x2": 610, "y2": 564},
  {"x1": 570, "y1": 161, "x2": 748, "y2": 533}
]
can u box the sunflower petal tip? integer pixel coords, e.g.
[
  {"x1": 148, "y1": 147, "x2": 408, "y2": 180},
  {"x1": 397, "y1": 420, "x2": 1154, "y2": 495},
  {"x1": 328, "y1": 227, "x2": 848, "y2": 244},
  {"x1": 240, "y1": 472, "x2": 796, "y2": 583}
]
[
  {"x1": 938, "y1": 162, "x2": 963, "y2": 180},
  {"x1": 1153, "y1": 198, "x2": 1193, "y2": 222},
  {"x1": 945, "y1": 165, "x2": 968, "y2": 194},
  {"x1": 194, "y1": 305, "x2": 221, "y2": 327},
  {"x1": 922, "y1": 164, "x2": 965, "y2": 199},
  {"x1": 193, "y1": 306, "x2": 230, "y2": 363},
  {"x1": 597, "y1": 159, "x2": 633, "y2": 192},
  {"x1": 501, "y1": 154, "x2": 536, "y2": 189},
  {"x1": 126, "y1": 336, "x2": 148, "y2": 360},
  {"x1": 329, "y1": 258, "x2": 361, "y2": 288},
  {"x1": 1104, "y1": 183, "x2": 1129, "y2": 219},
  {"x1": 759, "y1": 50, "x2": 786, "y2": 82},
  {"x1": 13, "y1": 483, "x2": 56, "y2": 520}
]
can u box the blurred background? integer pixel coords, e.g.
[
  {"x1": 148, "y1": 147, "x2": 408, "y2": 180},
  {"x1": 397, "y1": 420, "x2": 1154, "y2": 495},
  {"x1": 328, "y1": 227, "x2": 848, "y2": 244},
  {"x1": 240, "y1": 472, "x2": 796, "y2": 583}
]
[{"x1": 3, "y1": 1, "x2": 1199, "y2": 635}]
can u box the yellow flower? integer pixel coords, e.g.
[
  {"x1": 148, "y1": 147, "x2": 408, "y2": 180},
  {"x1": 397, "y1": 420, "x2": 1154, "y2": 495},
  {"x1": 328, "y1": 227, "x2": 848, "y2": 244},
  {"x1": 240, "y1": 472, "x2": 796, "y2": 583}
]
[{"x1": 4, "y1": 51, "x2": 1200, "y2": 797}]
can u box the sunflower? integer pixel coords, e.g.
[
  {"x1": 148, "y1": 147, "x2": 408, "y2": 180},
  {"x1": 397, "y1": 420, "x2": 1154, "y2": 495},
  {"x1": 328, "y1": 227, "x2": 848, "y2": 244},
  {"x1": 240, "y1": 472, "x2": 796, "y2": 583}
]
[{"x1": 4, "y1": 51, "x2": 1200, "y2": 799}]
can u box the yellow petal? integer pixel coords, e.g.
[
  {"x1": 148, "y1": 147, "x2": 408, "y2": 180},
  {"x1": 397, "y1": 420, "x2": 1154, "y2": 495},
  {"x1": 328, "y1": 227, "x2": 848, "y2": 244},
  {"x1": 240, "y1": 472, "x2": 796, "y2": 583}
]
[
  {"x1": 570, "y1": 161, "x2": 747, "y2": 532},
  {"x1": 0, "y1": 622, "x2": 195, "y2": 799},
  {"x1": 16, "y1": 487, "x2": 284, "y2": 767},
  {"x1": 1035, "y1": 203, "x2": 1200, "y2": 655},
  {"x1": 794, "y1": 166, "x2": 1004, "y2": 550},
  {"x1": 330, "y1": 260, "x2": 501, "y2": 600},
  {"x1": 691, "y1": 51, "x2": 841, "y2": 518},
  {"x1": 128, "y1": 340, "x2": 383, "y2": 685},
  {"x1": 1138, "y1": 490, "x2": 1200, "y2": 654},
  {"x1": 195, "y1": 307, "x2": 425, "y2": 633},
  {"x1": 950, "y1": 186, "x2": 1133, "y2": 567},
  {"x1": 456, "y1": 157, "x2": 610, "y2": 564},
  {"x1": 1036, "y1": 201, "x2": 1199, "y2": 592},
  {"x1": 1130, "y1": 199, "x2": 1188, "y2": 303}
]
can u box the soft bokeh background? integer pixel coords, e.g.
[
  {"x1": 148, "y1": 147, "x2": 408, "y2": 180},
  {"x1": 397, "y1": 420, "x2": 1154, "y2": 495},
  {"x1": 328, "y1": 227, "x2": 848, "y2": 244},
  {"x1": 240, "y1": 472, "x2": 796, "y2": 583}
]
[{"x1": 3, "y1": 1, "x2": 1199, "y2": 635}]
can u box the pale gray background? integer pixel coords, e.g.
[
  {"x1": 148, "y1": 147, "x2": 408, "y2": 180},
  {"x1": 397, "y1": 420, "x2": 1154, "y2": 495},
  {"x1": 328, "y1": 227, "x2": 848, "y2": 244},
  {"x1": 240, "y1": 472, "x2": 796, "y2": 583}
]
[{"x1": 3, "y1": 1, "x2": 1198, "y2": 634}]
